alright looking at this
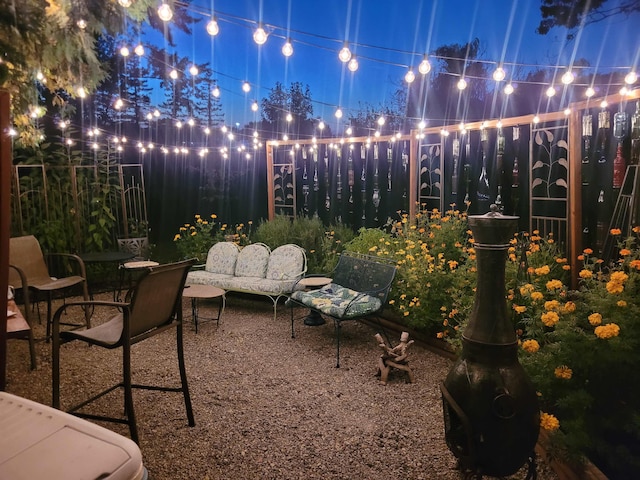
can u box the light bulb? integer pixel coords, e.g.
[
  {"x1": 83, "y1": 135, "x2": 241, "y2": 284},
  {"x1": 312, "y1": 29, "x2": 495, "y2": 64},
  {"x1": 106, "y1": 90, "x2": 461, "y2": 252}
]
[
  {"x1": 77, "y1": 86, "x2": 86, "y2": 98},
  {"x1": 169, "y1": 69, "x2": 178, "y2": 80},
  {"x1": 418, "y1": 55, "x2": 431, "y2": 75},
  {"x1": 377, "y1": 116, "x2": 385, "y2": 126},
  {"x1": 504, "y1": 83, "x2": 514, "y2": 95},
  {"x1": 282, "y1": 39, "x2": 293, "y2": 57},
  {"x1": 242, "y1": 81, "x2": 251, "y2": 93},
  {"x1": 134, "y1": 44, "x2": 145, "y2": 56},
  {"x1": 335, "y1": 108, "x2": 343, "y2": 119},
  {"x1": 493, "y1": 66, "x2": 506, "y2": 82},
  {"x1": 77, "y1": 19, "x2": 87, "y2": 30},
  {"x1": 158, "y1": 3, "x2": 173, "y2": 22},
  {"x1": 346, "y1": 126, "x2": 353, "y2": 136},
  {"x1": 561, "y1": 70, "x2": 575, "y2": 85},
  {"x1": 207, "y1": 18, "x2": 219, "y2": 36},
  {"x1": 338, "y1": 43, "x2": 351, "y2": 63},
  {"x1": 318, "y1": 121, "x2": 325, "y2": 130},
  {"x1": 118, "y1": 0, "x2": 132, "y2": 7},
  {"x1": 625, "y1": 71, "x2": 637, "y2": 85},
  {"x1": 286, "y1": 113, "x2": 293, "y2": 122},
  {"x1": 585, "y1": 86, "x2": 595, "y2": 97},
  {"x1": 457, "y1": 78, "x2": 467, "y2": 90},
  {"x1": 212, "y1": 86, "x2": 220, "y2": 98},
  {"x1": 251, "y1": 101, "x2": 259, "y2": 112},
  {"x1": 600, "y1": 100, "x2": 608, "y2": 108},
  {"x1": 546, "y1": 86, "x2": 556, "y2": 97},
  {"x1": 189, "y1": 65, "x2": 199, "y2": 76},
  {"x1": 418, "y1": 120, "x2": 426, "y2": 129},
  {"x1": 405, "y1": 69, "x2": 415, "y2": 84},
  {"x1": 533, "y1": 115, "x2": 540, "y2": 124},
  {"x1": 120, "y1": 46, "x2": 130, "y2": 57},
  {"x1": 348, "y1": 57, "x2": 358, "y2": 72},
  {"x1": 253, "y1": 26, "x2": 268, "y2": 45}
]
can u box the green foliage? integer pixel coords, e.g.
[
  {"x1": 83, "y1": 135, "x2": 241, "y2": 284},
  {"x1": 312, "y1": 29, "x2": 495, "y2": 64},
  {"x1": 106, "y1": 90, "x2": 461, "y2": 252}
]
[
  {"x1": 252, "y1": 214, "x2": 354, "y2": 273},
  {"x1": 173, "y1": 214, "x2": 224, "y2": 263}
]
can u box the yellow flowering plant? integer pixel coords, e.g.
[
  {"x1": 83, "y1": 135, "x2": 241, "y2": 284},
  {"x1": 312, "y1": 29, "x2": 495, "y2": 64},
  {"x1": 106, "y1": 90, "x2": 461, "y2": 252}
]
[{"x1": 173, "y1": 213, "x2": 224, "y2": 262}]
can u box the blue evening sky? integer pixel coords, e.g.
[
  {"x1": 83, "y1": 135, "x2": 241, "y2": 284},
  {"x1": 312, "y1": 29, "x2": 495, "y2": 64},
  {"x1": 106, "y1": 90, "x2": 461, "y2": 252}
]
[{"x1": 150, "y1": 0, "x2": 640, "y2": 126}]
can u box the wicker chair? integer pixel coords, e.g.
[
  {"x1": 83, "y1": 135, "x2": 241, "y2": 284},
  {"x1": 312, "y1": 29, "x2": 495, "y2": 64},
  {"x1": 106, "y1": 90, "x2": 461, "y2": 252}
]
[
  {"x1": 52, "y1": 259, "x2": 196, "y2": 444},
  {"x1": 9, "y1": 235, "x2": 90, "y2": 340}
]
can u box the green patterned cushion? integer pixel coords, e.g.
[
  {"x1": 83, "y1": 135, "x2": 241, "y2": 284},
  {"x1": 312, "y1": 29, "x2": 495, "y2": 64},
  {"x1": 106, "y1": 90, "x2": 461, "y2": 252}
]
[{"x1": 290, "y1": 283, "x2": 382, "y2": 319}]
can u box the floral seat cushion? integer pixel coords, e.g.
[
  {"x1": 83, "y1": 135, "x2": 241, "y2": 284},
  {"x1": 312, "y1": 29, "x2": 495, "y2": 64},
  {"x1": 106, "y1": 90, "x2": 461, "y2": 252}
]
[{"x1": 290, "y1": 283, "x2": 382, "y2": 319}]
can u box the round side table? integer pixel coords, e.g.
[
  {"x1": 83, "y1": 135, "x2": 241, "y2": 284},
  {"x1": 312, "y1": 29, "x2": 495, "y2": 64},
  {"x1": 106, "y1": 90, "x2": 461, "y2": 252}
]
[
  {"x1": 297, "y1": 276, "x2": 332, "y2": 326},
  {"x1": 183, "y1": 284, "x2": 226, "y2": 333}
]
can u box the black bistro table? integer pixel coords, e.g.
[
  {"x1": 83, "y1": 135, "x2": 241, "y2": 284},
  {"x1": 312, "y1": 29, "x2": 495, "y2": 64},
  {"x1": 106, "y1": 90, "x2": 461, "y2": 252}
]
[{"x1": 79, "y1": 251, "x2": 136, "y2": 300}]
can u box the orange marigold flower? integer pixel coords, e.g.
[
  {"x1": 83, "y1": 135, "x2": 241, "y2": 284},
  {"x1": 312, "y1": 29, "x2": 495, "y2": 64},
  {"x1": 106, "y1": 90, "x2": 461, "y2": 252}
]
[
  {"x1": 541, "y1": 311, "x2": 560, "y2": 327},
  {"x1": 563, "y1": 301, "x2": 576, "y2": 313},
  {"x1": 583, "y1": 248, "x2": 593, "y2": 255},
  {"x1": 513, "y1": 305, "x2": 527, "y2": 314},
  {"x1": 522, "y1": 339, "x2": 540, "y2": 353},
  {"x1": 633, "y1": 226, "x2": 640, "y2": 233},
  {"x1": 531, "y1": 291, "x2": 544, "y2": 301},
  {"x1": 617, "y1": 300, "x2": 627, "y2": 307},
  {"x1": 606, "y1": 281, "x2": 624, "y2": 294},
  {"x1": 535, "y1": 265, "x2": 551, "y2": 276},
  {"x1": 562, "y1": 265, "x2": 571, "y2": 270},
  {"x1": 579, "y1": 269, "x2": 592, "y2": 279},
  {"x1": 630, "y1": 259, "x2": 640, "y2": 270},
  {"x1": 540, "y1": 412, "x2": 560, "y2": 431},
  {"x1": 610, "y1": 271, "x2": 628, "y2": 284},
  {"x1": 554, "y1": 365, "x2": 573, "y2": 380},
  {"x1": 594, "y1": 323, "x2": 620, "y2": 339},
  {"x1": 619, "y1": 249, "x2": 631, "y2": 257},
  {"x1": 544, "y1": 300, "x2": 560, "y2": 311},
  {"x1": 577, "y1": 254, "x2": 585, "y2": 261},
  {"x1": 610, "y1": 228, "x2": 622, "y2": 236},
  {"x1": 588, "y1": 313, "x2": 602, "y2": 326},
  {"x1": 546, "y1": 279, "x2": 563, "y2": 291}
]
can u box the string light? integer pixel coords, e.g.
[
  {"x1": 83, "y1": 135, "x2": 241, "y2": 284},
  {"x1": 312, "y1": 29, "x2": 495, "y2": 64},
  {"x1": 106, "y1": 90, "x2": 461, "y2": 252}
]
[
  {"x1": 157, "y1": 3, "x2": 173, "y2": 22},
  {"x1": 404, "y1": 69, "x2": 415, "y2": 84},
  {"x1": 118, "y1": 0, "x2": 132, "y2": 7},
  {"x1": 418, "y1": 55, "x2": 431, "y2": 75},
  {"x1": 77, "y1": 19, "x2": 87, "y2": 30},
  {"x1": 492, "y1": 66, "x2": 506, "y2": 82},
  {"x1": 189, "y1": 65, "x2": 199, "y2": 76},
  {"x1": 120, "y1": 46, "x2": 130, "y2": 57},
  {"x1": 338, "y1": 42, "x2": 352, "y2": 63},
  {"x1": 242, "y1": 81, "x2": 251, "y2": 93},
  {"x1": 253, "y1": 25, "x2": 268, "y2": 45},
  {"x1": 561, "y1": 70, "x2": 575, "y2": 85},
  {"x1": 286, "y1": 112, "x2": 293, "y2": 122},
  {"x1": 335, "y1": 107, "x2": 343, "y2": 119},
  {"x1": 318, "y1": 121, "x2": 325, "y2": 130},
  {"x1": 377, "y1": 116, "x2": 385, "y2": 126},
  {"x1": 503, "y1": 83, "x2": 515, "y2": 95},
  {"x1": 206, "y1": 17, "x2": 220, "y2": 36},
  {"x1": 212, "y1": 86, "x2": 220, "y2": 97},
  {"x1": 77, "y1": 86, "x2": 86, "y2": 99},
  {"x1": 134, "y1": 44, "x2": 145, "y2": 56},
  {"x1": 457, "y1": 77, "x2": 467, "y2": 90},
  {"x1": 169, "y1": 69, "x2": 178, "y2": 80},
  {"x1": 585, "y1": 86, "x2": 595, "y2": 97},
  {"x1": 546, "y1": 86, "x2": 556, "y2": 97},
  {"x1": 625, "y1": 71, "x2": 638, "y2": 84},
  {"x1": 251, "y1": 100, "x2": 259, "y2": 112},
  {"x1": 345, "y1": 126, "x2": 353, "y2": 135},
  {"x1": 282, "y1": 38, "x2": 293, "y2": 57},
  {"x1": 348, "y1": 56, "x2": 359, "y2": 72}
]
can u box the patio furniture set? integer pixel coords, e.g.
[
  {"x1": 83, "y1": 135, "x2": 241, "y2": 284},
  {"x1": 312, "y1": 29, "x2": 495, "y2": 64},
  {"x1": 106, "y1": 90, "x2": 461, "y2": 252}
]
[{"x1": 4, "y1": 235, "x2": 398, "y2": 458}]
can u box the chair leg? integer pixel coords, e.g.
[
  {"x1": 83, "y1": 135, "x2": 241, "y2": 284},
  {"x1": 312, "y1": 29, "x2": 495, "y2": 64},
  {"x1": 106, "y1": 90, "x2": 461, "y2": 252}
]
[
  {"x1": 122, "y1": 341, "x2": 139, "y2": 444},
  {"x1": 176, "y1": 321, "x2": 195, "y2": 427},
  {"x1": 46, "y1": 292, "x2": 53, "y2": 342},
  {"x1": 27, "y1": 330, "x2": 37, "y2": 370},
  {"x1": 52, "y1": 319, "x2": 61, "y2": 408},
  {"x1": 82, "y1": 280, "x2": 91, "y2": 329}
]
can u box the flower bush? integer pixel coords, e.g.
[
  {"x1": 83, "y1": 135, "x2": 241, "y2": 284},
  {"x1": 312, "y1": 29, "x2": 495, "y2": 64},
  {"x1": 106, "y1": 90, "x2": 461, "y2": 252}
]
[
  {"x1": 173, "y1": 214, "x2": 222, "y2": 262},
  {"x1": 343, "y1": 207, "x2": 640, "y2": 478}
]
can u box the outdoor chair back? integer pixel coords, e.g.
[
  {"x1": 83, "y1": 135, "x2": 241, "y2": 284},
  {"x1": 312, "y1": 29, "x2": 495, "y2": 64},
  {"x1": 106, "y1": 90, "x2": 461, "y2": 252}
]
[{"x1": 52, "y1": 258, "x2": 197, "y2": 444}]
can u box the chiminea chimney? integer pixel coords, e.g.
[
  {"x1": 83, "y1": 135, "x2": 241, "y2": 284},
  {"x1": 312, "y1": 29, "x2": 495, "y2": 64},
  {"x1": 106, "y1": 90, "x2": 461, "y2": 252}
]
[{"x1": 441, "y1": 205, "x2": 539, "y2": 477}]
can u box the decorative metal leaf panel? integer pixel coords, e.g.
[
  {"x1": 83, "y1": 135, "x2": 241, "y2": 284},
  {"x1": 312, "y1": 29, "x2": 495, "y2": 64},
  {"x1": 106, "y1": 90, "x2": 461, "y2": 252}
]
[
  {"x1": 418, "y1": 140, "x2": 442, "y2": 212},
  {"x1": 272, "y1": 146, "x2": 296, "y2": 218},
  {"x1": 530, "y1": 123, "x2": 569, "y2": 247}
]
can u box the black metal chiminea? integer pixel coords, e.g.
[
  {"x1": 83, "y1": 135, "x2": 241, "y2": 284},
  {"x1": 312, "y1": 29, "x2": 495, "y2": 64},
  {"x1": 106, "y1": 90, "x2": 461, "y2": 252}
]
[{"x1": 441, "y1": 205, "x2": 539, "y2": 478}]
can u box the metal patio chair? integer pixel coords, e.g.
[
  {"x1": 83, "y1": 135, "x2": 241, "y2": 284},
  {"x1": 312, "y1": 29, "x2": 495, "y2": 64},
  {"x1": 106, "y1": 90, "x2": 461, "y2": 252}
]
[
  {"x1": 52, "y1": 259, "x2": 197, "y2": 444},
  {"x1": 9, "y1": 235, "x2": 90, "y2": 340}
]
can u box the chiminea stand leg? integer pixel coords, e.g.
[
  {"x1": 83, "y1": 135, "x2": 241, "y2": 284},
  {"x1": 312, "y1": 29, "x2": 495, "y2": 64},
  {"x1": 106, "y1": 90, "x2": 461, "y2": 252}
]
[{"x1": 524, "y1": 452, "x2": 538, "y2": 480}]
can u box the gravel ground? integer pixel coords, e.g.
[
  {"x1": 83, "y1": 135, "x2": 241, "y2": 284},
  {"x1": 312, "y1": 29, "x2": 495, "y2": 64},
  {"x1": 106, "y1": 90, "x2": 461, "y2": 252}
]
[{"x1": 5, "y1": 292, "x2": 559, "y2": 480}]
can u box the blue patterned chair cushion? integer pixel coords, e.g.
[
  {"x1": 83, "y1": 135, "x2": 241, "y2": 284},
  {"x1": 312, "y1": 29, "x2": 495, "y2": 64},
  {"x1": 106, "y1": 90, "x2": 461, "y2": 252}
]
[
  {"x1": 234, "y1": 243, "x2": 270, "y2": 278},
  {"x1": 205, "y1": 242, "x2": 240, "y2": 275},
  {"x1": 290, "y1": 283, "x2": 382, "y2": 319}
]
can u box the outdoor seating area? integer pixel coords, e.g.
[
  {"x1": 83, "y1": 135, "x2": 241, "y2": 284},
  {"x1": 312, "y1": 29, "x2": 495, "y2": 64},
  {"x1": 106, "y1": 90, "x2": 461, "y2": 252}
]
[{"x1": 2, "y1": 291, "x2": 560, "y2": 480}]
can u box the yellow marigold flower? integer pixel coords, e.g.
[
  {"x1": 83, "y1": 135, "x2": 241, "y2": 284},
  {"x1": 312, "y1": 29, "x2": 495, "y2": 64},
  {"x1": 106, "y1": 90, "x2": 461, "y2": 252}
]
[
  {"x1": 583, "y1": 248, "x2": 593, "y2": 255},
  {"x1": 403, "y1": 311, "x2": 410, "y2": 316},
  {"x1": 514, "y1": 305, "x2": 527, "y2": 314},
  {"x1": 617, "y1": 300, "x2": 627, "y2": 307},
  {"x1": 443, "y1": 319, "x2": 449, "y2": 326},
  {"x1": 610, "y1": 271, "x2": 628, "y2": 284},
  {"x1": 179, "y1": 226, "x2": 187, "y2": 232},
  {"x1": 619, "y1": 249, "x2": 631, "y2": 256},
  {"x1": 436, "y1": 332, "x2": 444, "y2": 339},
  {"x1": 191, "y1": 231, "x2": 197, "y2": 236},
  {"x1": 522, "y1": 339, "x2": 540, "y2": 353},
  {"x1": 610, "y1": 228, "x2": 622, "y2": 236},
  {"x1": 520, "y1": 284, "x2": 534, "y2": 295},
  {"x1": 540, "y1": 412, "x2": 560, "y2": 431},
  {"x1": 534, "y1": 265, "x2": 550, "y2": 276},
  {"x1": 531, "y1": 291, "x2": 544, "y2": 301},
  {"x1": 448, "y1": 260, "x2": 458, "y2": 270},
  {"x1": 194, "y1": 214, "x2": 201, "y2": 219},
  {"x1": 509, "y1": 253, "x2": 517, "y2": 262},
  {"x1": 606, "y1": 281, "x2": 624, "y2": 294},
  {"x1": 541, "y1": 311, "x2": 560, "y2": 327},
  {"x1": 440, "y1": 306, "x2": 447, "y2": 312},
  {"x1": 454, "y1": 242, "x2": 462, "y2": 248},
  {"x1": 546, "y1": 279, "x2": 563, "y2": 291},
  {"x1": 544, "y1": 300, "x2": 559, "y2": 311},
  {"x1": 211, "y1": 214, "x2": 217, "y2": 219},
  {"x1": 588, "y1": 312, "x2": 602, "y2": 326},
  {"x1": 369, "y1": 246, "x2": 378, "y2": 252},
  {"x1": 547, "y1": 239, "x2": 555, "y2": 244},
  {"x1": 173, "y1": 234, "x2": 181, "y2": 241},
  {"x1": 529, "y1": 243, "x2": 541, "y2": 253},
  {"x1": 400, "y1": 294, "x2": 407, "y2": 300},
  {"x1": 554, "y1": 366, "x2": 572, "y2": 380},
  {"x1": 388, "y1": 299, "x2": 395, "y2": 305},
  {"x1": 579, "y1": 269, "x2": 592, "y2": 279},
  {"x1": 631, "y1": 259, "x2": 640, "y2": 270},
  {"x1": 594, "y1": 323, "x2": 620, "y2": 339},
  {"x1": 563, "y1": 301, "x2": 576, "y2": 313}
]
